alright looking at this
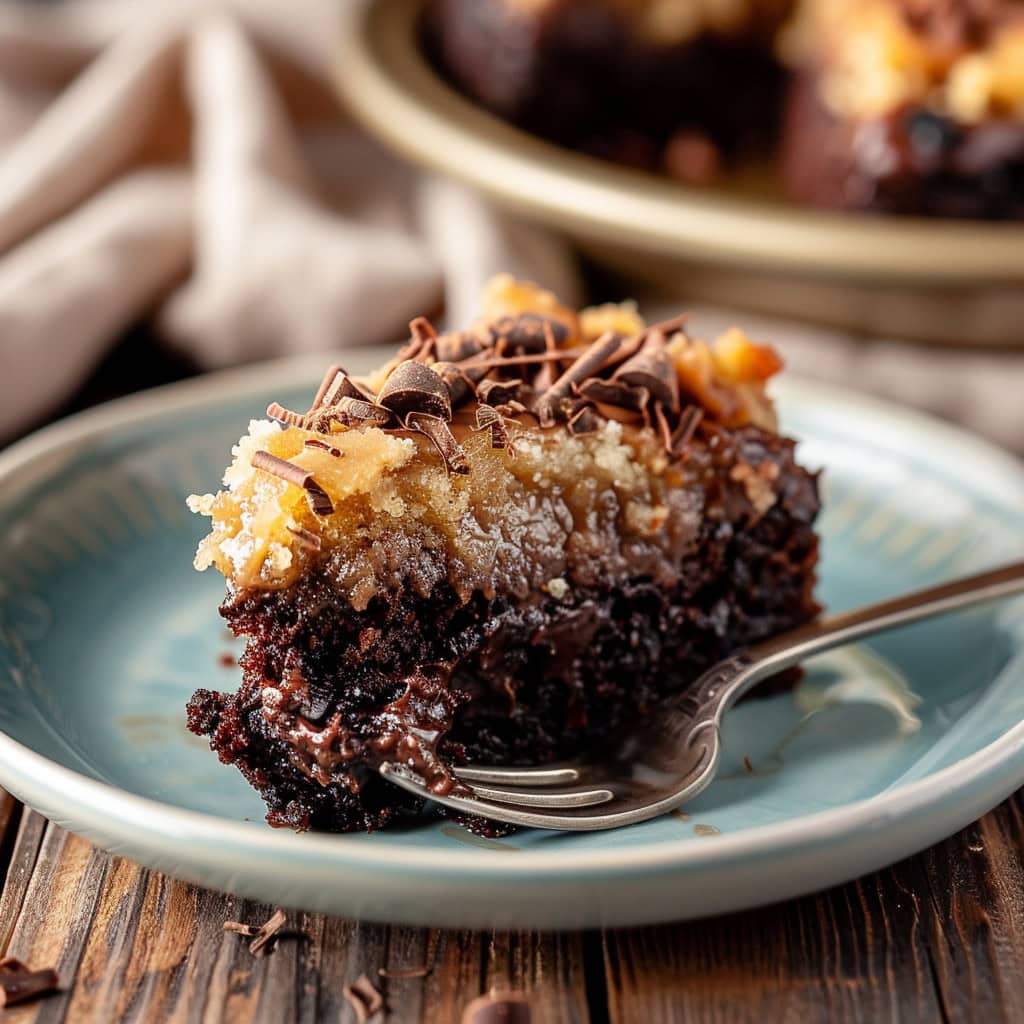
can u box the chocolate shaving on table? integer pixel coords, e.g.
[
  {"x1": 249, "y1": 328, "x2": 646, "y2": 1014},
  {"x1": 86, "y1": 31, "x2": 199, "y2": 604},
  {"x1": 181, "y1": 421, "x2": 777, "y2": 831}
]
[
  {"x1": 251, "y1": 451, "x2": 335, "y2": 516},
  {"x1": 378, "y1": 965, "x2": 430, "y2": 979},
  {"x1": 461, "y1": 991, "x2": 532, "y2": 1024},
  {"x1": 406, "y1": 412, "x2": 470, "y2": 474},
  {"x1": 534, "y1": 332, "x2": 622, "y2": 426},
  {"x1": 377, "y1": 360, "x2": 453, "y2": 421},
  {"x1": 343, "y1": 974, "x2": 384, "y2": 1022},
  {"x1": 0, "y1": 960, "x2": 59, "y2": 1009},
  {"x1": 612, "y1": 331, "x2": 680, "y2": 411},
  {"x1": 304, "y1": 438, "x2": 343, "y2": 458},
  {"x1": 248, "y1": 908, "x2": 288, "y2": 957}
]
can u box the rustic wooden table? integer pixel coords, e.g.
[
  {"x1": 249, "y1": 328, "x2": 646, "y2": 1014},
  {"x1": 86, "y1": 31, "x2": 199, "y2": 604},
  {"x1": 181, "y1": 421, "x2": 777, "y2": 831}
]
[{"x1": 2, "y1": 784, "x2": 1023, "y2": 1022}]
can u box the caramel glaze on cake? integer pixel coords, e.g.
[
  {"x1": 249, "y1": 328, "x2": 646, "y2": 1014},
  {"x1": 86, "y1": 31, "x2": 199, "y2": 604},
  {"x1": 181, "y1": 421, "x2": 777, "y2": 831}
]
[{"x1": 187, "y1": 278, "x2": 820, "y2": 834}]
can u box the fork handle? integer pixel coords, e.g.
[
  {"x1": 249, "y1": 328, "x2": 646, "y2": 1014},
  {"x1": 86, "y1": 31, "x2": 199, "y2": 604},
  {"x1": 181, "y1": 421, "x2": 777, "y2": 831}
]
[{"x1": 743, "y1": 559, "x2": 1024, "y2": 686}]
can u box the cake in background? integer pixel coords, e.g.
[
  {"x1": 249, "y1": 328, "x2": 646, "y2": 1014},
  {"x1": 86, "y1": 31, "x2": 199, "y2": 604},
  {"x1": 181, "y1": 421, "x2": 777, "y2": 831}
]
[
  {"x1": 780, "y1": 0, "x2": 1024, "y2": 218},
  {"x1": 425, "y1": 0, "x2": 1024, "y2": 218},
  {"x1": 423, "y1": 0, "x2": 793, "y2": 183}
]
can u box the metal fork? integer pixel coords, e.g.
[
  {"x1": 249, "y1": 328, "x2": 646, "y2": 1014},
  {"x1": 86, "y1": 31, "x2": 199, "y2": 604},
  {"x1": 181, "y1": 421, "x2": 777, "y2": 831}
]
[{"x1": 380, "y1": 561, "x2": 1024, "y2": 832}]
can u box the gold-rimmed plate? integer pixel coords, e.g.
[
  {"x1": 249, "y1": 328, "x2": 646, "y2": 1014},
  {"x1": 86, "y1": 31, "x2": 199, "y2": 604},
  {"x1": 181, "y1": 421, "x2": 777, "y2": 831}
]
[{"x1": 336, "y1": 0, "x2": 1024, "y2": 347}]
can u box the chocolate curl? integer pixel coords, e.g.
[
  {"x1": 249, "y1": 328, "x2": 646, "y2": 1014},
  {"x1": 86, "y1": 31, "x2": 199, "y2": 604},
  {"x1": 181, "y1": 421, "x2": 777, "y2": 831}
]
[
  {"x1": 406, "y1": 412, "x2": 470, "y2": 474},
  {"x1": 266, "y1": 402, "x2": 307, "y2": 429},
  {"x1": 251, "y1": 451, "x2": 335, "y2": 516},
  {"x1": 436, "y1": 330, "x2": 484, "y2": 363},
  {"x1": 477, "y1": 378, "x2": 522, "y2": 405},
  {"x1": 409, "y1": 316, "x2": 438, "y2": 347},
  {"x1": 672, "y1": 405, "x2": 704, "y2": 455},
  {"x1": 377, "y1": 361, "x2": 453, "y2": 421},
  {"x1": 309, "y1": 363, "x2": 343, "y2": 411},
  {"x1": 343, "y1": 974, "x2": 384, "y2": 1023},
  {"x1": 304, "y1": 438, "x2": 343, "y2": 458},
  {"x1": 311, "y1": 396, "x2": 394, "y2": 431},
  {"x1": 532, "y1": 320, "x2": 562, "y2": 393},
  {"x1": 576, "y1": 378, "x2": 649, "y2": 413},
  {"x1": 474, "y1": 405, "x2": 512, "y2": 453},
  {"x1": 567, "y1": 404, "x2": 601, "y2": 436},
  {"x1": 432, "y1": 361, "x2": 481, "y2": 409},
  {"x1": 487, "y1": 313, "x2": 570, "y2": 353},
  {"x1": 612, "y1": 331, "x2": 680, "y2": 412},
  {"x1": 534, "y1": 332, "x2": 622, "y2": 427},
  {"x1": 653, "y1": 402, "x2": 673, "y2": 452},
  {"x1": 287, "y1": 525, "x2": 322, "y2": 552},
  {"x1": 0, "y1": 960, "x2": 59, "y2": 1008},
  {"x1": 320, "y1": 368, "x2": 372, "y2": 409}
]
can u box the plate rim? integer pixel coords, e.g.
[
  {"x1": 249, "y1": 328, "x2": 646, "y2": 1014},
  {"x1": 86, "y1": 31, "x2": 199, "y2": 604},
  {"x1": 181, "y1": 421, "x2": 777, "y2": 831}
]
[
  {"x1": 1, "y1": 355, "x2": 1024, "y2": 879},
  {"x1": 335, "y1": 0, "x2": 1024, "y2": 284}
]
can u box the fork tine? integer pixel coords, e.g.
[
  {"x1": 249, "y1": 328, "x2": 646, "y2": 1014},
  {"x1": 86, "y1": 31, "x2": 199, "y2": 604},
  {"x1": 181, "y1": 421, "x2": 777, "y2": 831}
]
[
  {"x1": 467, "y1": 783, "x2": 613, "y2": 809},
  {"x1": 454, "y1": 765, "x2": 581, "y2": 786}
]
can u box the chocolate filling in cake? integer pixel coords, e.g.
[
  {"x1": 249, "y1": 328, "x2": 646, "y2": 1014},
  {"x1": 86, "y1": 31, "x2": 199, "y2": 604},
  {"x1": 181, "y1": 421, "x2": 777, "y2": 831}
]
[{"x1": 187, "y1": 278, "x2": 820, "y2": 833}]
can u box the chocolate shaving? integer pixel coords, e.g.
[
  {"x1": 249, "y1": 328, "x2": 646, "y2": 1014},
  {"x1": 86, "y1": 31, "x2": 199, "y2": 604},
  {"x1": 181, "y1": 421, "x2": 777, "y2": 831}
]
[
  {"x1": 320, "y1": 368, "x2": 371, "y2": 409},
  {"x1": 378, "y1": 965, "x2": 430, "y2": 979},
  {"x1": 532, "y1": 320, "x2": 561, "y2": 393},
  {"x1": 309, "y1": 363, "x2": 343, "y2": 411},
  {"x1": 486, "y1": 313, "x2": 570, "y2": 353},
  {"x1": 477, "y1": 378, "x2": 522, "y2": 405},
  {"x1": 249, "y1": 908, "x2": 287, "y2": 957},
  {"x1": 0, "y1": 960, "x2": 59, "y2": 1008},
  {"x1": 251, "y1": 451, "x2": 335, "y2": 516},
  {"x1": 435, "y1": 330, "x2": 484, "y2": 363},
  {"x1": 567, "y1": 404, "x2": 602, "y2": 436},
  {"x1": 462, "y1": 991, "x2": 532, "y2": 1024},
  {"x1": 475, "y1": 405, "x2": 511, "y2": 453},
  {"x1": 304, "y1": 438, "x2": 343, "y2": 458},
  {"x1": 287, "y1": 526, "x2": 322, "y2": 552},
  {"x1": 406, "y1": 412, "x2": 469, "y2": 474},
  {"x1": 377, "y1": 361, "x2": 453, "y2": 421},
  {"x1": 409, "y1": 316, "x2": 437, "y2": 346},
  {"x1": 534, "y1": 333, "x2": 621, "y2": 426},
  {"x1": 671, "y1": 405, "x2": 704, "y2": 455},
  {"x1": 654, "y1": 402, "x2": 673, "y2": 452},
  {"x1": 266, "y1": 402, "x2": 307, "y2": 429},
  {"x1": 433, "y1": 361, "x2": 479, "y2": 409},
  {"x1": 576, "y1": 378, "x2": 648, "y2": 412},
  {"x1": 313, "y1": 396, "x2": 393, "y2": 431},
  {"x1": 612, "y1": 331, "x2": 680, "y2": 411},
  {"x1": 222, "y1": 921, "x2": 258, "y2": 937},
  {"x1": 343, "y1": 974, "x2": 384, "y2": 1022}
]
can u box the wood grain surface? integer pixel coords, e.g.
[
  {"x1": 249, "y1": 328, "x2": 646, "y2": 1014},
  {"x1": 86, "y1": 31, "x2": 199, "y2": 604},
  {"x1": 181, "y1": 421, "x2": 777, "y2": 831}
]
[{"x1": 1, "y1": 789, "x2": 1023, "y2": 1022}]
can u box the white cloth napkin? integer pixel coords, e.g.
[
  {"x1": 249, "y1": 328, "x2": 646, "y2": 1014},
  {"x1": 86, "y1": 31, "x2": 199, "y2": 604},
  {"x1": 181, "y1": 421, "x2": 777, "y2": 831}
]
[{"x1": 0, "y1": 0, "x2": 580, "y2": 440}]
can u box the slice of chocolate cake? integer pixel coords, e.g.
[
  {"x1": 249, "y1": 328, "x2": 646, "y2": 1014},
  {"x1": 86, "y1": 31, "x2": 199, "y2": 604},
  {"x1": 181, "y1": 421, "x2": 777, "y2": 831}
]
[
  {"x1": 187, "y1": 277, "x2": 820, "y2": 834},
  {"x1": 779, "y1": 0, "x2": 1024, "y2": 218},
  {"x1": 423, "y1": 0, "x2": 792, "y2": 181}
]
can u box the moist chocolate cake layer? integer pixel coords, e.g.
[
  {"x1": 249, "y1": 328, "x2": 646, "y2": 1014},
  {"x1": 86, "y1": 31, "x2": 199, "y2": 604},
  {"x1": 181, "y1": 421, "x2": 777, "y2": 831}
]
[{"x1": 188, "y1": 425, "x2": 819, "y2": 833}]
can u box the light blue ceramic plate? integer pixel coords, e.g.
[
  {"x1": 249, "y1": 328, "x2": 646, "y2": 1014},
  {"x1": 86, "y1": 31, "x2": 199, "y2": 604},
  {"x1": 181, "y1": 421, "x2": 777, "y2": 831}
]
[{"x1": 1, "y1": 353, "x2": 1022, "y2": 929}]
